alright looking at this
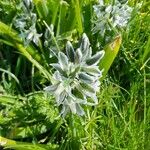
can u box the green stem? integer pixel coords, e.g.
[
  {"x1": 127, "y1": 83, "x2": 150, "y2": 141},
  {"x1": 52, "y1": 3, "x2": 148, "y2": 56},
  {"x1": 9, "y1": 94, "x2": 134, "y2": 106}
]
[
  {"x1": 56, "y1": 4, "x2": 62, "y2": 37},
  {"x1": 70, "y1": 114, "x2": 76, "y2": 139},
  {"x1": 143, "y1": 68, "x2": 147, "y2": 149}
]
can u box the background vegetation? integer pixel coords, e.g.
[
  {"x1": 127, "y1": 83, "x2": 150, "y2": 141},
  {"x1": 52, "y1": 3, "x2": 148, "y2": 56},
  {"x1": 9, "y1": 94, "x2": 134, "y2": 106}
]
[{"x1": 0, "y1": 0, "x2": 150, "y2": 149}]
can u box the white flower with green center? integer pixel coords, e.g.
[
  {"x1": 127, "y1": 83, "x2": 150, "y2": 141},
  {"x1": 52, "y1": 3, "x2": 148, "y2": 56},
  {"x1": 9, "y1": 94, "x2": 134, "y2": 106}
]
[{"x1": 44, "y1": 34, "x2": 105, "y2": 116}]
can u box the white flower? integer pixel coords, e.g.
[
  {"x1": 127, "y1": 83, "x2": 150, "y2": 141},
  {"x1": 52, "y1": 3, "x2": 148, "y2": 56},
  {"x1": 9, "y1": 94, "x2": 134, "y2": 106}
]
[
  {"x1": 25, "y1": 25, "x2": 42, "y2": 46},
  {"x1": 14, "y1": 0, "x2": 41, "y2": 46},
  {"x1": 93, "y1": 0, "x2": 133, "y2": 36},
  {"x1": 44, "y1": 34, "x2": 105, "y2": 117}
]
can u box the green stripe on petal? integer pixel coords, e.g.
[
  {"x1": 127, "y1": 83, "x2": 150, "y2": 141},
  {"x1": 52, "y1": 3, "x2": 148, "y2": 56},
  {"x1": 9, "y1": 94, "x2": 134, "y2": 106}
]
[
  {"x1": 80, "y1": 33, "x2": 90, "y2": 56},
  {"x1": 75, "y1": 48, "x2": 83, "y2": 63},
  {"x1": 78, "y1": 72, "x2": 93, "y2": 83},
  {"x1": 58, "y1": 52, "x2": 69, "y2": 70},
  {"x1": 86, "y1": 51, "x2": 105, "y2": 65},
  {"x1": 66, "y1": 41, "x2": 75, "y2": 62}
]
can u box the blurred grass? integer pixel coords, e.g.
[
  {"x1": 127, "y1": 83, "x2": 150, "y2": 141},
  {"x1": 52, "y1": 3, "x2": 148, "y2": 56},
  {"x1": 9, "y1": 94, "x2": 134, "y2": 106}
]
[{"x1": 0, "y1": 0, "x2": 150, "y2": 150}]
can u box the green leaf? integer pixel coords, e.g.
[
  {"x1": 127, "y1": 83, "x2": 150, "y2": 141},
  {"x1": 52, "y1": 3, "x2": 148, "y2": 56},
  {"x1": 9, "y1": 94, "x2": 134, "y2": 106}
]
[
  {"x1": 99, "y1": 35, "x2": 122, "y2": 80},
  {"x1": 33, "y1": 0, "x2": 49, "y2": 22},
  {"x1": 82, "y1": 1, "x2": 93, "y2": 35},
  {"x1": 46, "y1": 0, "x2": 60, "y2": 25},
  {"x1": 0, "y1": 95, "x2": 16, "y2": 104},
  {"x1": 73, "y1": 0, "x2": 83, "y2": 34},
  {"x1": 0, "y1": 136, "x2": 57, "y2": 150},
  {"x1": 56, "y1": 1, "x2": 69, "y2": 35},
  {"x1": 0, "y1": 68, "x2": 19, "y2": 84},
  {"x1": 142, "y1": 36, "x2": 150, "y2": 62}
]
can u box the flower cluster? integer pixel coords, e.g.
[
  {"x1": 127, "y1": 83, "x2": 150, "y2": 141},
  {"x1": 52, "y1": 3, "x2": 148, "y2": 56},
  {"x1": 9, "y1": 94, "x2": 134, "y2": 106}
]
[
  {"x1": 14, "y1": 0, "x2": 42, "y2": 46},
  {"x1": 93, "y1": 0, "x2": 133, "y2": 36},
  {"x1": 44, "y1": 34, "x2": 104, "y2": 116}
]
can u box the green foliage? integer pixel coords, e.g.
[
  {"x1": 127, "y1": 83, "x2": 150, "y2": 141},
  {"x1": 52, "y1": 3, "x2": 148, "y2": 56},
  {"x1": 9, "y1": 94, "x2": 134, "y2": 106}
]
[
  {"x1": 0, "y1": 92, "x2": 60, "y2": 137},
  {"x1": 0, "y1": 0, "x2": 150, "y2": 150},
  {"x1": 0, "y1": 21, "x2": 51, "y2": 80}
]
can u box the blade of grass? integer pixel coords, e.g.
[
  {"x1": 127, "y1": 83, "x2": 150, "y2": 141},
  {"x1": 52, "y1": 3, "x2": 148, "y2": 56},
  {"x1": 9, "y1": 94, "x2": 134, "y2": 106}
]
[
  {"x1": 0, "y1": 68, "x2": 19, "y2": 84},
  {"x1": 46, "y1": 0, "x2": 60, "y2": 25},
  {"x1": 0, "y1": 95, "x2": 16, "y2": 104},
  {"x1": 73, "y1": 0, "x2": 83, "y2": 34},
  {"x1": 142, "y1": 36, "x2": 150, "y2": 62},
  {"x1": 33, "y1": 0, "x2": 48, "y2": 22}
]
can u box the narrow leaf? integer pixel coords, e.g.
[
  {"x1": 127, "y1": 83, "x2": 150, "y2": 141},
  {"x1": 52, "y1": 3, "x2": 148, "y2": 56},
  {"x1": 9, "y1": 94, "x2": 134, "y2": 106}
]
[
  {"x1": 0, "y1": 136, "x2": 56, "y2": 150},
  {"x1": 0, "y1": 21, "x2": 51, "y2": 80},
  {"x1": 33, "y1": 0, "x2": 49, "y2": 22}
]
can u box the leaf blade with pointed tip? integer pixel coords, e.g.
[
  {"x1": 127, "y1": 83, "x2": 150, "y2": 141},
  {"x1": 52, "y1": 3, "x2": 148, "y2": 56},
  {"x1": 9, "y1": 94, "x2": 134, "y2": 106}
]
[
  {"x1": 99, "y1": 35, "x2": 122, "y2": 81},
  {"x1": 0, "y1": 136, "x2": 57, "y2": 150}
]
